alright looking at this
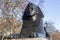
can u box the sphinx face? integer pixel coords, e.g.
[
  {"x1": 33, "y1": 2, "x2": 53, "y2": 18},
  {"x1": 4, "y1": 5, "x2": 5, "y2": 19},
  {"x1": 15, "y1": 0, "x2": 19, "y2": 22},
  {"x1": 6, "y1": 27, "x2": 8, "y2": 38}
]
[
  {"x1": 23, "y1": 3, "x2": 38, "y2": 22},
  {"x1": 26, "y1": 3, "x2": 37, "y2": 16},
  {"x1": 29, "y1": 5, "x2": 35, "y2": 16}
]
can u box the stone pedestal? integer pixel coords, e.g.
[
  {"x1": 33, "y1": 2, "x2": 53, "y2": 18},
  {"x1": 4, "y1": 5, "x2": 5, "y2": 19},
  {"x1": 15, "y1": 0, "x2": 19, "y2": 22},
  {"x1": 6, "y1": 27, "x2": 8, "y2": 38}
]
[{"x1": 4, "y1": 38, "x2": 48, "y2": 40}]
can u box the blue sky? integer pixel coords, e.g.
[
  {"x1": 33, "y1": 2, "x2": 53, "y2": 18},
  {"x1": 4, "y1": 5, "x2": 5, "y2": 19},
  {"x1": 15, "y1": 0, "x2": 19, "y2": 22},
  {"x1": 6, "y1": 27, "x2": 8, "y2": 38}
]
[{"x1": 43, "y1": 0, "x2": 60, "y2": 31}]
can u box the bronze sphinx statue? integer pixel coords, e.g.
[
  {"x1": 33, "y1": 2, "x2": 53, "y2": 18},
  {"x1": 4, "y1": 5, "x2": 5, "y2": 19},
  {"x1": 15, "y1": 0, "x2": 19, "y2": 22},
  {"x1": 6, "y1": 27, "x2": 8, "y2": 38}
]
[{"x1": 20, "y1": 2, "x2": 45, "y2": 38}]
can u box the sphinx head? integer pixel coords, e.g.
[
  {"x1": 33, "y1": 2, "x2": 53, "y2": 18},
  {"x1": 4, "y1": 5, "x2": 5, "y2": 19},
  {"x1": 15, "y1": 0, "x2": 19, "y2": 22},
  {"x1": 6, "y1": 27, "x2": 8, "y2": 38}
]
[{"x1": 22, "y1": 2, "x2": 44, "y2": 21}]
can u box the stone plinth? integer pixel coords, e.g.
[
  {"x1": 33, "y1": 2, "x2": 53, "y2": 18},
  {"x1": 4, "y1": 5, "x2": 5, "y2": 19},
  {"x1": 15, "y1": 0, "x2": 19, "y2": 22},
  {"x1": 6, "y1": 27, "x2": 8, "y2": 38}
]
[{"x1": 4, "y1": 38, "x2": 48, "y2": 40}]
